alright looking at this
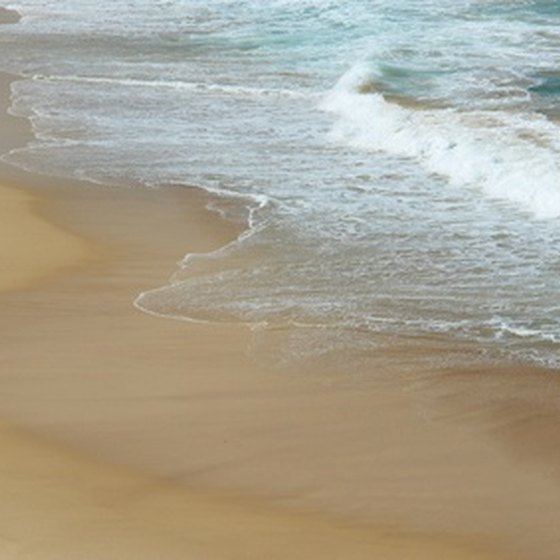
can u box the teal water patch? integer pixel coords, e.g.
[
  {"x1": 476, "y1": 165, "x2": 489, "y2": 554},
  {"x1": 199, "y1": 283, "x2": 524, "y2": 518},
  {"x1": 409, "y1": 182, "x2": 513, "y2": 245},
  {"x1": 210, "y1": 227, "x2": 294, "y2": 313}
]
[
  {"x1": 473, "y1": 0, "x2": 560, "y2": 19},
  {"x1": 372, "y1": 63, "x2": 455, "y2": 99},
  {"x1": 530, "y1": 73, "x2": 560, "y2": 98},
  {"x1": 530, "y1": 0, "x2": 560, "y2": 18},
  {"x1": 529, "y1": 72, "x2": 560, "y2": 118}
]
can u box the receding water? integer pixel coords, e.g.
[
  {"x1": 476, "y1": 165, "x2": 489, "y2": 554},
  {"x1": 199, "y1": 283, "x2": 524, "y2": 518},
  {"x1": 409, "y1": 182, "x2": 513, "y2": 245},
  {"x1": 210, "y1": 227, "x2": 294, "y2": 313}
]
[{"x1": 1, "y1": 0, "x2": 560, "y2": 368}]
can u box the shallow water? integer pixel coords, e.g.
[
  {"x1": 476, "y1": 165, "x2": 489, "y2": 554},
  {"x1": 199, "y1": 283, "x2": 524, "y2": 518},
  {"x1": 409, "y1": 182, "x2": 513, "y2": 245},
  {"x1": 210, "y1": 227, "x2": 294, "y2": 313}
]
[{"x1": 1, "y1": 0, "x2": 560, "y2": 368}]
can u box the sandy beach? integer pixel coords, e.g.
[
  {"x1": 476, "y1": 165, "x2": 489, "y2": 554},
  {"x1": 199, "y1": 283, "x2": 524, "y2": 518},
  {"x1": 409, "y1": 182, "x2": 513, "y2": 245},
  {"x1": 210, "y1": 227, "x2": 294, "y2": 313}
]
[{"x1": 1, "y1": 61, "x2": 560, "y2": 560}]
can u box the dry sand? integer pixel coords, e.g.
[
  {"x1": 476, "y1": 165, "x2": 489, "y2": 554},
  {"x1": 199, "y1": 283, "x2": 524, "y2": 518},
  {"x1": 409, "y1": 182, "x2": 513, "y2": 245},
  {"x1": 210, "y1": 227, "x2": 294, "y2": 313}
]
[
  {"x1": 1, "y1": 69, "x2": 560, "y2": 560},
  {"x1": 2, "y1": 420, "x2": 515, "y2": 560}
]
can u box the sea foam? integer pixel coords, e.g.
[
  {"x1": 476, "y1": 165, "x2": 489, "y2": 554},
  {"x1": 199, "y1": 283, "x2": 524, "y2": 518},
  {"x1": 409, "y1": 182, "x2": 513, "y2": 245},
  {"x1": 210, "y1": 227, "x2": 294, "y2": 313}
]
[{"x1": 322, "y1": 64, "x2": 560, "y2": 219}]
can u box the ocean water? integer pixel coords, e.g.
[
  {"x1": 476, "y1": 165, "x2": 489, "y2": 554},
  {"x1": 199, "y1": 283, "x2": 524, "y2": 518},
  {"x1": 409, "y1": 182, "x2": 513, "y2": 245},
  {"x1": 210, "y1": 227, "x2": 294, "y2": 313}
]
[{"x1": 1, "y1": 0, "x2": 560, "y2": 369}]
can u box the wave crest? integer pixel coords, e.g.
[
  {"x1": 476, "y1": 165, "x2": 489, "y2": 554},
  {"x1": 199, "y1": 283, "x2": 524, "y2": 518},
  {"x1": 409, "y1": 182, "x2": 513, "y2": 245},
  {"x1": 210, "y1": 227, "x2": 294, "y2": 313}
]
[{"x1": 322, "y1": 64, "x2": 560, "y2": 219}]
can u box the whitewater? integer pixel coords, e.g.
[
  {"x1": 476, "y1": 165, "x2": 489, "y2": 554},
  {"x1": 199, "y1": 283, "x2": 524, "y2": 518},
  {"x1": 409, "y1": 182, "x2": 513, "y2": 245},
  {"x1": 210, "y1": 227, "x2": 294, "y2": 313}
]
[{"x1": 1, "y1": 0, "x2": 560, "y2": 367}]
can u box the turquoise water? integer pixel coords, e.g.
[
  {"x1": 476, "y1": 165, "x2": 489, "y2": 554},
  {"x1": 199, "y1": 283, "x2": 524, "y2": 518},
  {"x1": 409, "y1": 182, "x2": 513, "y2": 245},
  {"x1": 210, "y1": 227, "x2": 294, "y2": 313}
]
[{"x1": 1, "y1": 0, "x2": 560, "y2": 368}]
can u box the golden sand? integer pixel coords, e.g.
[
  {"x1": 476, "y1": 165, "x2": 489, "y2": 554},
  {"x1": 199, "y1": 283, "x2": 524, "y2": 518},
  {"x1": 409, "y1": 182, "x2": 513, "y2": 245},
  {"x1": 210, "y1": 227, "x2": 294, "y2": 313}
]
[
  {"x1": 0, "y1": 418, "x2": 515, "y2": 560},
  {"x1": 0, "y1": 183, "x2": 94, "y2": 291},
  {"x1": 0, "y1": 177, "x2": 511, "y2": 560}
]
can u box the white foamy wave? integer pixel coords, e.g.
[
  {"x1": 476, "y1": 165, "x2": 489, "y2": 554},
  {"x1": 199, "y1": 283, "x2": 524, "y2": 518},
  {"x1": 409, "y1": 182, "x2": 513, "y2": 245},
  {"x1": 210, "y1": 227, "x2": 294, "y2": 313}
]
[
  {"x1": 31, "y1": 74, "x2": 310, "y2": 100},
  {"x1": 321, "y1": 65, "x2": 560, "y2": 219},
  {"x1": 489, "y1": 317, "x2": 560, "y2": 344}
]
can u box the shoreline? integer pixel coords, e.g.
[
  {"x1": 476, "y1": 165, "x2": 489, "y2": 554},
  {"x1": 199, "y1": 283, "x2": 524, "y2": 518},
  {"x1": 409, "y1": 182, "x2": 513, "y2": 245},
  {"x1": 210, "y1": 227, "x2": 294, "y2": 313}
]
[
  {"x1": 0, "y1": 72, "x2": 97, "y2": 292},
  {"x1": 2, "y1": 69, "x2": 560, "y2": 560}
]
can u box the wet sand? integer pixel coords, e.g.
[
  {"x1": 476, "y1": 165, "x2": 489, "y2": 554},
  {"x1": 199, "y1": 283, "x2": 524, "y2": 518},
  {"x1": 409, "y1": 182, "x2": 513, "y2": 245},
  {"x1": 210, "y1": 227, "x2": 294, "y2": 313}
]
[
  {"x1": 0, "y1": 6, "x2": 20, "y2": 24},
  {"x1": 0, "y1": 184, "x2": 93, "y2": 291},
  {"x1": 1, "y1": 67, "x2": 560, "y2": 559}
]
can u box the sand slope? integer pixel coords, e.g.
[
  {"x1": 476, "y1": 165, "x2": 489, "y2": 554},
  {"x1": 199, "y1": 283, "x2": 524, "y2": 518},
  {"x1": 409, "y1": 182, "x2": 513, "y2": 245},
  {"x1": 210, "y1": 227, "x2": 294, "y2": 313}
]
[{"x1": 0, "y1": 184, "x2": 94, "y2": 291}]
